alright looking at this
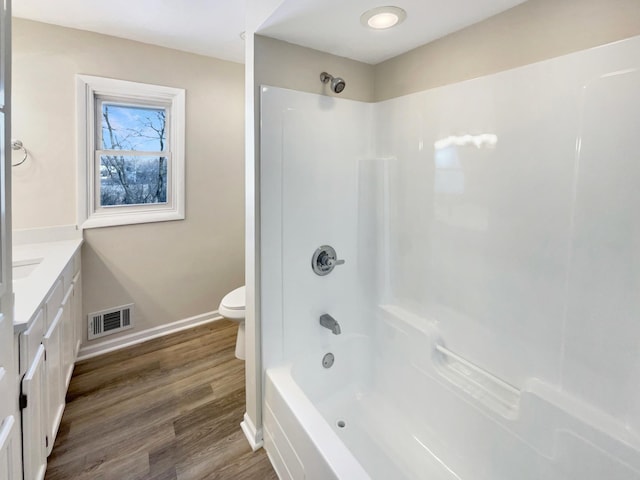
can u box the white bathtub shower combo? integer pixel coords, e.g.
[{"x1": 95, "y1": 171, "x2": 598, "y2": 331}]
[{"x1": 258, "y1": 36, "x2": 640, "y2": 480}]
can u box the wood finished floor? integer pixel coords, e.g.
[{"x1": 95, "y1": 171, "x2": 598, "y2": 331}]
[{"x1": 45, "y1": 320, "x2": 278, "y2": 480}]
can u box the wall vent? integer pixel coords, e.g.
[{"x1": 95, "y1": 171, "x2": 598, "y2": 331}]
[{"x1": 88, "y1": 304, "x2": 134, "y2": 340}]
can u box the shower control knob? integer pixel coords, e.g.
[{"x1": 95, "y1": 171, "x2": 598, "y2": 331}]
[
  {"x1": 312, "y1": 245, "x2": 345, "y2": 276},
  {"x1": 326, "y1": 257, "x2": 345, "y2": 268}
]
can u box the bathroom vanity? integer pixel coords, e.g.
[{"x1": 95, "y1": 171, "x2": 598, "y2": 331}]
[{"x1": 12, "y1": 236, "x2": 82, "y2": 480}]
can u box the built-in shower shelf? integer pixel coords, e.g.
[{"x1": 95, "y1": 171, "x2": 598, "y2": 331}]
[
  {"x1": 377, "y1": 304, "x2": 521, "y2": 418},
  {"x1": 435, "y1": 344, "x2": 521, "y2": 418}
]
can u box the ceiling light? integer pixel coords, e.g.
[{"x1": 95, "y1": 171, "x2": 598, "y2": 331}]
[{"x1": 360, "y1": 6, "x2": 407, "y2": 30}]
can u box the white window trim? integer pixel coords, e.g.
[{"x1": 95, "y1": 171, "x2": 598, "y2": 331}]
[{"x1": 76, "y1": 74, "x2": 185, "y2": 229}]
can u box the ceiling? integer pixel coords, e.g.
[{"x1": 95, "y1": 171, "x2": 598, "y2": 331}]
[
  {"x1": 258, "y1": 0, "x2": 528, "y2": 64},
  {"x1": 13, "y1": 0, "x2": 528, "y2": 65},
  {"x1": 12, "y1": 0, "x2": 248, "y2": 63}
]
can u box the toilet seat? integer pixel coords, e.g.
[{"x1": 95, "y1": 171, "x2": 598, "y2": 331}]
[{"x1": 220, "y1": 286, "x2": 245, "y2": 320}]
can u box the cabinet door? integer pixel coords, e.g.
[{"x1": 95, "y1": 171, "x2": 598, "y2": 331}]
[
  {"x1": 43, "y1": 309, "x2": 64, "y2": 457},
  {"x1": 61, "y1": 287, "x2": 74, "y2": 388},
  {"x1": 21, "y1": 345, "x2": 47, "y2": 480},
  {"x1": 72, "y1": 272, "x2": 82, "y2": 356},
  {"x1": 0, "y1": 414, "x2": 19, "y2": 480}
]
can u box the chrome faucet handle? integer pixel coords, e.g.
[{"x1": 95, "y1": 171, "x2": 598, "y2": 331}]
[
  {"x1": 312, "y1": 246, "x2": 345, "y2": 276},
  {"x1": 326, "y1": 258, "x2": 345, "y2": 267}
]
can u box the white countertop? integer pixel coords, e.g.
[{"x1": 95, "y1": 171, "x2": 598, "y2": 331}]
[{"x1": 13, "y1": 238, "x2": 83, "y2": 333}]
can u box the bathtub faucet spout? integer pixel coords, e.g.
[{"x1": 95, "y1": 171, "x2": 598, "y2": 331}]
[{"x1": 319, "y1": 314, "x2": 341, "y2": 335}]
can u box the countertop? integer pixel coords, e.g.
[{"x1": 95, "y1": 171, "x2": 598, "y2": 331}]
[{"x1": 13, "y1": 238, "x2": 83, "y2": 333}]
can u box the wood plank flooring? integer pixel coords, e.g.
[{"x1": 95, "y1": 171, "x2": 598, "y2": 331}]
[{"x1": 45, "y1": 320, "x2": 278, "y2": 480}]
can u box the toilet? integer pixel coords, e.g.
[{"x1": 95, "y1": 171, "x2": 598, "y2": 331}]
[{"x1": 219, "y1": 286, "x2": 245, "y2": 360}]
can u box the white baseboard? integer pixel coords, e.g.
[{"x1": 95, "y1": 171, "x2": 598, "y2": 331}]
[
  {"x1": 241, "y1": 412, "x2": 264, "y2": 452},
  {"x1": 77, "y1": 311, "x2": 223, "y2": 361}
]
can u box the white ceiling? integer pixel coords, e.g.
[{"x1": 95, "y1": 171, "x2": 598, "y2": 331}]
[
  {"x1": 13, "y1": 0, "x2": 528, "y2": 65},
  {"x1": 258, "y1": 0, "x2": 528, "y2": 64},
  {"x1": 12, "y1": 0, "x2": 248, "y2": 63}
]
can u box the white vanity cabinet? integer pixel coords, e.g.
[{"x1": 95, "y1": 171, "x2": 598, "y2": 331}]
[
  {"x1": 16, "y1": 242, "x2": 82, "y2": 480},
  {"x1": 19, "y1": 308, "x2": 47, "y2": 479},
  {"x1": 61, "y1": 287, "x2": 74, "y2": 389},
  {"x1": 72, "y1": 272, "x2": 82, "y2": 357},
  {"x1": 21, "y1": 345, "x2": 46, "y2": 480},
  {"x1": 42, "y1": 308, "x2": 64, "y2": 457}
]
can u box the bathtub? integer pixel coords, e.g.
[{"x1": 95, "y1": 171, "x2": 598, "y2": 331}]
[
  {"x1": 263, "y1": 305, "x2": 640, "y2": 480},
  {"x1": 263, "y1": 337, "x2": 380, "y2": 480},
  {"x1": 263, "y1": 324, "x2": 461, "y2": 480}
]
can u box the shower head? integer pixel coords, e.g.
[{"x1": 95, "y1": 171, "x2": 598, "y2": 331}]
[{"x1": 320, "y1": 72, "x2": 346, "y2": 94}]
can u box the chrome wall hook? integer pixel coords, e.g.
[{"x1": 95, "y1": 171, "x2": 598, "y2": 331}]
[{"x1": 11, "y1": 139, "x2": 28, "y2": 167}]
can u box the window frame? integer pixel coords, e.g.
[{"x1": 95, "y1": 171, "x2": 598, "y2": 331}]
[{"x1": 76, "y1": 75, "x2": 185, "y2": 228}]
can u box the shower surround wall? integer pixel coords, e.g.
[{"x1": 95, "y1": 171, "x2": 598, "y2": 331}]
[
  {"x1": 260, "y1": 36, "x2": 640, "y2": 479},
  {"x1": 376, "y1": 41, "x2": 640, "y2": 415},
  {"x1": 259, "y1": 87, "x2": 374, "y2": 371}
]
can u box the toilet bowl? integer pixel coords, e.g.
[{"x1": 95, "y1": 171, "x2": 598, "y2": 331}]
[{"x1": 219, "y1": 286, "x2": 245, "y2": 360}]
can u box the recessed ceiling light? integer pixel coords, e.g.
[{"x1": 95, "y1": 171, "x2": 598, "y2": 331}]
[{"x1": 360, "y1": 6, "x2": 407, "y2": 30}]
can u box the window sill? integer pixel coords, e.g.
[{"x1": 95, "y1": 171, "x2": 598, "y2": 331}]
[{"x1": 81, "y1": 210, "x2": 185, "y2": 229}]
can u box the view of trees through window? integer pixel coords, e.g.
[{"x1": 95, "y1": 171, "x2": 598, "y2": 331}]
[{"x1": 100, "y1": 102, "x2": 168, "y2": 206}]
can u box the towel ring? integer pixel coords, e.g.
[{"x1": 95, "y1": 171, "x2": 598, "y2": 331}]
[{"x1": 11, "y1": 139, "x2": 28, "y2": 167}]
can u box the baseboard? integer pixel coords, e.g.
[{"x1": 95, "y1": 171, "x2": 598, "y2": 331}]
[
  {"x1": 241, "y1": 412, "x2": 264, "y2": 452},
  {"x1": 77, "y1": 311, "x2": 223, "y2": 361}
]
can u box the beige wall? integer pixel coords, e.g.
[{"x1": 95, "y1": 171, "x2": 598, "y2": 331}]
[
  {"x1": 253, "y1": 0, "x2": 640, "y2": 103},
  {"x1": 13, "y1": 19, "x2": 245, "y2": 347},
  {"x1": 255, "y1": 35, "x2": 374, "y2": 102},
  {"x1": 374, "y1": 0, "x2": 640, "y2": 101}
]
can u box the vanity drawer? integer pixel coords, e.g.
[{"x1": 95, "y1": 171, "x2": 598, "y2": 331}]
[
  {"x1": 45, "y1": 278, "x2": 63, "y2": 330},
  {"x1": 20, "y1": 308, "x2": 44, "y2": 375},
  {"x1": 73, "y1": 249, "x2": 81, "y2": 275},
  {"x1": 62, "y1": 260, "x2": 74, "y2": 294}
]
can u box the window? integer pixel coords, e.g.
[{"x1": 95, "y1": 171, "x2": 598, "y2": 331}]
[{"x1": 77, "y1": 75, "x2": 185, "y2": 228}]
